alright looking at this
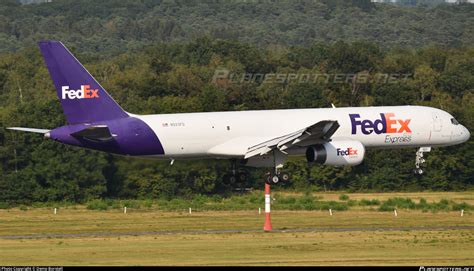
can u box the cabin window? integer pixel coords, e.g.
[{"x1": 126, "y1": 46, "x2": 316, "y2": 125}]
[{"x1": 451, "y1": 118, "x2": 459, "y2": 125}]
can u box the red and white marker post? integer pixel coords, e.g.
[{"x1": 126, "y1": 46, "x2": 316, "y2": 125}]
[{"x1": 263, "y1": 182, "x2": 273, "y2": 231}]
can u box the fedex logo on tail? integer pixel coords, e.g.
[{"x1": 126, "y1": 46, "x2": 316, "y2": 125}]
[
  {"x1": 62, "y1": 85, "x2": 99, "y2": 100},
  {"x1": 337, "y1": 148, "x2": 358, "y2": 156},
  {"x1": 350, "y1": 113, "x2": 411, "y2": 135}
]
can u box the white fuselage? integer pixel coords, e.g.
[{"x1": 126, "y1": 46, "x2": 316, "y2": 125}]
[{"x1": 134, "y1": 105, "x2": 470, "y2": 159}]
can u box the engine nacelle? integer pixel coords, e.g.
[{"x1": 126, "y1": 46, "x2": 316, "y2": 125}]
[{"x1": 305, "y1": 140, "x2": 365, "y2": 166}]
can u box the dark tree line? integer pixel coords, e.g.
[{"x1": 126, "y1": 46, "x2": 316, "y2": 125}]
[{"x1": 0, "y1": 0, "x2": 473, "y2": 53}]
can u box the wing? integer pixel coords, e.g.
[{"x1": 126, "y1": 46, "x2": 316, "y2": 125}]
[{"x1": 244, "y1": 120, "x2": 339, "y2": 159}]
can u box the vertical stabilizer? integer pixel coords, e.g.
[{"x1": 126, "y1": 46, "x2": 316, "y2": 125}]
[{"x1": 38, "y1": 40, "x2": 128, "y2": 124}]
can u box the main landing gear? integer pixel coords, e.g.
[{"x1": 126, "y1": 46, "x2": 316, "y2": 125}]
[
  {"x1": 265, "y1": 171, "x2": 290, "y2": 185},
  {"x1": 414, "y1": 147, "x2": 431, "y2": 175},
  {"x1": 264, "y1": 150, "x2": 291, "y2": 185},
  {"x1": 223, "y1": 171, "x2": 248, "y2": 184},
  {"x1": 223, "y1": 159, "x2": 249, "y2": 184}
]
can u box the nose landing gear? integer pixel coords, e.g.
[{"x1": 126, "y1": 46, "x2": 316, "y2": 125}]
[{"x1": 414, "y1": 147, "x2": 431, "y2": 175}]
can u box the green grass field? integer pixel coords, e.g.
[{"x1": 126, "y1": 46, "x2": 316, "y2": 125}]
[{"x1": 0, "y1": 192, "x2": 473, "y2": 266}]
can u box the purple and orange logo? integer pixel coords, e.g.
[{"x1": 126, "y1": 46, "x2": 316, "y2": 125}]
[
  {"x1": 337, "y1": 147, "x2": 358, "y2": 156},
  {"x1": 61, "y1": 85, "x2": 99, "y2": 100},
  {"x1": 350, "y1": 113, "x2": 411, "y2": 135}
]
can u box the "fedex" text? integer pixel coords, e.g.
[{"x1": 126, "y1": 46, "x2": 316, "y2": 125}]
[
  {"x1": 349, "y1": 113, "x2": 411, "y2": 135},
  {"x1": 61, "y1": 85, "x2": 99, "y2": 100},
  {"x1": 336, "y1": 147, "x2": 358, "y2": 156}
]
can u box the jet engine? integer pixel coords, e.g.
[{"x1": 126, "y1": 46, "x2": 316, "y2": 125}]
[{"x1": 305, "y1": 140, "x2": 365, "y2": 166}]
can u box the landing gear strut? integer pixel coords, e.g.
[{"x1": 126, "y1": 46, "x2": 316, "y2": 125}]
[
  {"x1": 264, "y1": 150, "x2": 291, "y2": 185},
  {"x1": 414, "y1": 147, "x2": 431, "y2": 175}
]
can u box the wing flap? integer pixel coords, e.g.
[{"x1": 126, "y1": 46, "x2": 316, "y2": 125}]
[{"x1": 245, "y1": 120, "x2": 339, "y2": 159}]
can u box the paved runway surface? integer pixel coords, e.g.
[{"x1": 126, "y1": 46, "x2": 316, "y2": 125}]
[{"x1": 1, "y1": 225, "x2": 473, "y2": 239}]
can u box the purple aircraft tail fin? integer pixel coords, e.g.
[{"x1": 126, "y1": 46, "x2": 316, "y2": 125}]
[{"x1": 38, "y1": 40, "x2": 128, "y2": 124}]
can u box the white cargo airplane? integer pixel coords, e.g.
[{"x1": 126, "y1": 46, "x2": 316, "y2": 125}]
[{"x1": 7, "y1": 41, "x2": 471, "y2": 184}]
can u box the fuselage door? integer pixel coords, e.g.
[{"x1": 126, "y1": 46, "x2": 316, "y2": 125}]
[{"x1": 432, "y1": 112, "x2": 442, "y2": 132}]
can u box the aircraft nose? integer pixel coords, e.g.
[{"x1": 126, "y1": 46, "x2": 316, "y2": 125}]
[{"x1": 461, "y1": 125, "x2": 470, "y2": 142}]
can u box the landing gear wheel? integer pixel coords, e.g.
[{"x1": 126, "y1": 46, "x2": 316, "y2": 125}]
[
  {"x1": 414, "y1": 168, "x2": 423, "y2": 175},
  {"x1": 279, "y1": 172, "x2": 290, "y2": 182},
  {"x1": 271, "y1": 175, "x2": 280, "y2": 184},
  {"x1": 265, "y1": 174, "x2": 272, "y2": 185},
  {"x1": 237, "y1": 172, "x2": 248, "y2": 182},
  {"x1": 224, "y1": 173, "x2": 237, "y2": 184}
]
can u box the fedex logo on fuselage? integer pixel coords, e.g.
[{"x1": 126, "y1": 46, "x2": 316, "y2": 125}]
[
  {"x1": 337, "y1": 148, "x2": 358, "y2": 156},
  {"x1": 61, "y1": 85, "x2": 99, "y2": 100},
  {"x1": 349, "y1": 113, "x2": 411, "y2": 135}
]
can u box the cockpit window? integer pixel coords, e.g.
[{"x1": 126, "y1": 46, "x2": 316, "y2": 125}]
[{"x1": 451, "y1": 118, "x2": 459, "y2": 125}]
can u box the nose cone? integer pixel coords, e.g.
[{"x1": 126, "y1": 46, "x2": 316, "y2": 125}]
[
  {"x1": 464, "y1": 126, "x2": 471, "y2": 142},
  {"x1": 459, "y1": 125, "x2": 471, "y2": 143}
]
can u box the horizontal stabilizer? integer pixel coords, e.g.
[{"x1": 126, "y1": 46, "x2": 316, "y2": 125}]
[
  {"x1": 71, "y1": 125, "x2": 114, "y2": 142},
  {"x1": 7, "y1": 127, "x2": 50, "y2": 134}
]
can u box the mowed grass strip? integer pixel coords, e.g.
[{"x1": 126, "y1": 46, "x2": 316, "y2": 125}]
[
  {"x1": 1, "y1": 230, "x2": 473, "y2": 266},
  {"x1": 0, "y1": 209, "x2": 472, "y2": 237},
  {"x1": 314, "y1": 191, "x2": 474, "y2": 205}
]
